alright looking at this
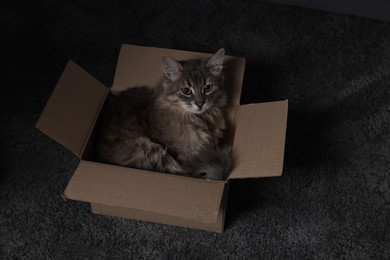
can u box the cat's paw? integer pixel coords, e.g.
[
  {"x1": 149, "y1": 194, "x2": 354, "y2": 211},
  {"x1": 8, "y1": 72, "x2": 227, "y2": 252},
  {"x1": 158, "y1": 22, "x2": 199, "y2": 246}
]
[{"x1": 161, "y1": 154, "x2": 186, "y2": 175}]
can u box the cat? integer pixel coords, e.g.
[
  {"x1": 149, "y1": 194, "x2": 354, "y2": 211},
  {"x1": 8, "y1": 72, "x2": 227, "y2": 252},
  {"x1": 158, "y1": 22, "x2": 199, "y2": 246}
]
[{"x1": 95, "y1": 49, "x2": 232, "y2": 180}]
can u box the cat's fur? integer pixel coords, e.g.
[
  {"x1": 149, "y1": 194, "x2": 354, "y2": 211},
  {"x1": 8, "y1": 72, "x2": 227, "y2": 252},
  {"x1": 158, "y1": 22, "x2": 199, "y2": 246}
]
[{"x1": 95, "y1": 49, "x2": 232, "y2": 180}]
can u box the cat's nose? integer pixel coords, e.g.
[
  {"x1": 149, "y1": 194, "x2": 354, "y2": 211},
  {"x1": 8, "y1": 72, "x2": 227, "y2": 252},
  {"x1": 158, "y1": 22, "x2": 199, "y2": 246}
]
[{"x1": 195, "y1": 101, "x2": 205, "y2": 108}]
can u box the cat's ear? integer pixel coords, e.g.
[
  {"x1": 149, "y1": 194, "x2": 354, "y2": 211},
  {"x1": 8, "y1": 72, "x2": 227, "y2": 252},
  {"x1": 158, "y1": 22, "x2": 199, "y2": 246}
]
[
  {"x1": 163, "y1": 56, "x2": 183, "y2": 81},
  {"x1": 207, "y1": 48, "x2": 225, "y2": 76}
]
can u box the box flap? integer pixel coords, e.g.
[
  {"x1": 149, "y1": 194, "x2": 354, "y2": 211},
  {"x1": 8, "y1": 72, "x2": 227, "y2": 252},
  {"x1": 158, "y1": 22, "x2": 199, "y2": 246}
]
[
  {"x1": 63, "y1": 161, "x2": 225, "y2": 223},
  {"x1": 229, "y1": 100, "x2": 288, "y2": 179},
  {"x1": 36, "y1": 61, "x2": 108, "y2": 157}
]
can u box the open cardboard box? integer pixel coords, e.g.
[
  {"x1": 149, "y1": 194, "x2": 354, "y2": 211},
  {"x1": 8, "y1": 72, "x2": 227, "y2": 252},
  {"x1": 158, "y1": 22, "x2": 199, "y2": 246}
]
[{"x1": 36, "y1": 44, "x2": 288, "y2": 232}]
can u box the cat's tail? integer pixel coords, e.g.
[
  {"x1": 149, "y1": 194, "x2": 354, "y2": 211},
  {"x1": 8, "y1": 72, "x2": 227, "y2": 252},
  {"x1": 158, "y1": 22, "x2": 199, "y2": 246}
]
[{"x1": 188, "y1": 146, "x2": 233, "y2": 180}]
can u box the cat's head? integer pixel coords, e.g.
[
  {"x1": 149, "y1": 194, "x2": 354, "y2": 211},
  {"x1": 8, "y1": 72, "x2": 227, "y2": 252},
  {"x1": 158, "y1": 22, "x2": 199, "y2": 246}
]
[{"x1": 161, "y1": 49, "x2": 226, "y2": 115}]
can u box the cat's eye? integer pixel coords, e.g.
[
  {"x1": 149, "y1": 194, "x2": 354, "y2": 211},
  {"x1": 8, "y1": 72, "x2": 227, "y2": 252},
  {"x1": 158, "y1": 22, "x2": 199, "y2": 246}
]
[
  {"x1": 181, "y1": 87, "x2": 192, "y2": 96},
  {"x1": 203, "y1": 84, "x2": 214, "y2": 93}
]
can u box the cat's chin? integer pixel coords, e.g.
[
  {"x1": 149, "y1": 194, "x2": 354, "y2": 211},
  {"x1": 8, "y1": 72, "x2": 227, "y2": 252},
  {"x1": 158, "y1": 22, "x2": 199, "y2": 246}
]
[{"x1": 190, "y1": 110, "x2": 205, "y2": 115}]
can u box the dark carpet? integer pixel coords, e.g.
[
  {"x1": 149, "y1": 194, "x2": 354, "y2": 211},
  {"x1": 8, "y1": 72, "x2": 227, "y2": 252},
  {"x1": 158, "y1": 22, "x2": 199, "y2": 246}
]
[{"x1": 1, "y1": 0, "x2": 390, "y2": 259}]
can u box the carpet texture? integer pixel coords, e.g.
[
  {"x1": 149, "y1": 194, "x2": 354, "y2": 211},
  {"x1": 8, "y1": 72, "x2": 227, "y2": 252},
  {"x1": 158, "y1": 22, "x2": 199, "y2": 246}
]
[{"x1": 1, "y1": 0, "x2": 390, "y2": 258}]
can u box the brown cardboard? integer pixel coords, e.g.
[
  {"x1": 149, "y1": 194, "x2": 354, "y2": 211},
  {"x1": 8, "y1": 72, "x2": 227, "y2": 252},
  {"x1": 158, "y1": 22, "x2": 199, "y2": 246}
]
[
  {"x1": 63, "y1": 161, "x2": 225, "y2": 223},
  {"x1": 36, "y1": 44, "x2": 288, "y2": 232},
  {"x1": 230, "y1": 101, "x2": 288, "y2": 179},
  {"x1": 36, "y1": 61, "x2": 108, "y2": 157},
  {"x1": 90, "y1": 183, "x2": 229, "y2": 233}
]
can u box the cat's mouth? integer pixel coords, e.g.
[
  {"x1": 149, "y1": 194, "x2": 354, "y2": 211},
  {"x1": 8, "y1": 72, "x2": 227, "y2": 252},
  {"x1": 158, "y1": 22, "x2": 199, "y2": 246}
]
[{"x1": 183, "y1": 102, "x2": 210, "y2": 114}]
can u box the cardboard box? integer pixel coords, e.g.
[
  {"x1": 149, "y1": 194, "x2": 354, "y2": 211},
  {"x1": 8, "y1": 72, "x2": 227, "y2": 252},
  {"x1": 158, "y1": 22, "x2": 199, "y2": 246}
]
[{"x1": 36, "y1": 44, "x2": 288, "y2": 232}]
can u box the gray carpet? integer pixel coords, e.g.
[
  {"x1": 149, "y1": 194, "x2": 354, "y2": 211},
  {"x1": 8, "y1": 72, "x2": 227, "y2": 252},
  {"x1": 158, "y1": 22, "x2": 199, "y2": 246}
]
[{"x1": 1, "y1": 0, "x2": 390, "y2": 258}]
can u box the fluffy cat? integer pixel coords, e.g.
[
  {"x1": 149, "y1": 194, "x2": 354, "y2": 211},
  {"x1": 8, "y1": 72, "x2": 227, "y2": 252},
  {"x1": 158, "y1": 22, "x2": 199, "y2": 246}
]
[{"x1": 95, "y1": 49, "x2": 232, "y2": 180}]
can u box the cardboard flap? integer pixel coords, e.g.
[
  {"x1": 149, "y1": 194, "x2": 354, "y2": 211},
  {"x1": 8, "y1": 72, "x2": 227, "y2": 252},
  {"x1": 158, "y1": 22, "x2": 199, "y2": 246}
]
[
  {"x1": 63, "y1": 161, "x2": 225, "y2": 223},
  {"x1": 229, "y1": 100, "x2": 288, "y2": 179},
  {"x1": 36, "y1": 61, "x2": 108, "y2": 157}
]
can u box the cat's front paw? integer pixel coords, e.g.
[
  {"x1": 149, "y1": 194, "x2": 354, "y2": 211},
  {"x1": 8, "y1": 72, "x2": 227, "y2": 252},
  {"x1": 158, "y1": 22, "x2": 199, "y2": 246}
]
[{"x1": 161, "y1": 154, "x2": 186, "y2": 175}]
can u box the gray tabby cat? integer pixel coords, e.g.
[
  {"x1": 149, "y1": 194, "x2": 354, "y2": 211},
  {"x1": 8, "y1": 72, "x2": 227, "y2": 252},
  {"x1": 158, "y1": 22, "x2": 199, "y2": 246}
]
[{"x1": 95, "y1": 49, "x2": 232, "y2": 180}]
